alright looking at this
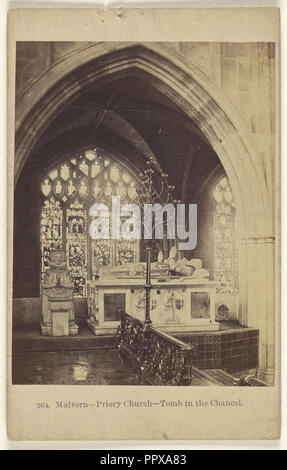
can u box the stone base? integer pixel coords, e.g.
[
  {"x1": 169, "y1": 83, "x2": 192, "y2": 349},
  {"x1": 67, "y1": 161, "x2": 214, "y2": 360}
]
[
  {"x1": 87, "y1": 318, "x2": 119, "y2": 336},
  {"x1": 87, "y1": 318, "x2": 219, "y2": 336},
  {"x1": 40, "y1": 322, "x2": 79, "y2": 337},
  {"x1": 257, "y1": 367, "x2": 275, "y2": 386},
  {"x1": 69, "y1": 322, "x2": 79, "y2": 336},
  {"x1": 41, "y1": 322, "x2": 52, "y2": 336}
]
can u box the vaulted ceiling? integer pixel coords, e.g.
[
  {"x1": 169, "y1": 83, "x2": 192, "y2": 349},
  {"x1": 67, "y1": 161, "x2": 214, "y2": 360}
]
[{"x1": 18, "y1": 74, "x2": 222, "y2": 202}]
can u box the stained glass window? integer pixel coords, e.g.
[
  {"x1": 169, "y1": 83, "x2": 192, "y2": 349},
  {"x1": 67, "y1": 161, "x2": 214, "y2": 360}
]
[
  {"x1": 213, "y1": 176, "x2": 236, "y2": 294},
  {"x1": 116, "y1": 239, "x2": 137, "y2": 265},
  {"x1": 40, "y1": 197, "x2": 63, "y2": 279},
  {"x1": 66, "y1": 199, "x2": 88, "y2": 298},
  {"x1": 40, "y1": 148, "x2": 140, "y2": 297}
]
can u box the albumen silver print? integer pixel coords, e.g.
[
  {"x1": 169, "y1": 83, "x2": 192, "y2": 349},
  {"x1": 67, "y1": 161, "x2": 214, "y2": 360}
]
[{"x1": 7, "y1": 7, "x2": 280, "y2": 441}]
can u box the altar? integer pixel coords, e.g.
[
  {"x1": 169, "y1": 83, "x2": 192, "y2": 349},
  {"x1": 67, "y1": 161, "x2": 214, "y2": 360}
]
[{"x1": 87, "y1": 276, "x2": 219, "y2": 336}]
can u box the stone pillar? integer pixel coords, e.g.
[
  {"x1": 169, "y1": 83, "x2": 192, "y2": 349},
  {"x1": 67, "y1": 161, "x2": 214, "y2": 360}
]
[{"x1": 241, "y1": 237, "x2": 276, "y2": 385}]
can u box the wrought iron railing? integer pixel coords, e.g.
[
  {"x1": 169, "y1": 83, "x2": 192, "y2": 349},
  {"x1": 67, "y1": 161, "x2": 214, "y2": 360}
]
[{"x1": 118, "y1": 311, "x2": 194, "y2": 386}]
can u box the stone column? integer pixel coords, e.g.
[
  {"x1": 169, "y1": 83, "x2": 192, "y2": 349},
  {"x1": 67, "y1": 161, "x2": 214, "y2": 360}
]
[{"x1": 242, "y1": 236, "x2": 276, "y2": 385}]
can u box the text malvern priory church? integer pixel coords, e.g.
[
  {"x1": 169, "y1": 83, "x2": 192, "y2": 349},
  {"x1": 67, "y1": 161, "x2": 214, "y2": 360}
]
[{"x1": 12, "y1": 41, "x2": 277, "y2": 387}]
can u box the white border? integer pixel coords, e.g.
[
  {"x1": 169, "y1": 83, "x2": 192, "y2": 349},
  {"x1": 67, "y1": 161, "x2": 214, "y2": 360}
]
[{"x1": 1, "y1": 0, "x2": 286, "y2": 450}]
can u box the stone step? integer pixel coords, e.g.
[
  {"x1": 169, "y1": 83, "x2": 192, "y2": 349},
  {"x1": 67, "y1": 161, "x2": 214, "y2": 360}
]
[{"x1": 13, "y1": 327, "x2": 114, "y2": 352}]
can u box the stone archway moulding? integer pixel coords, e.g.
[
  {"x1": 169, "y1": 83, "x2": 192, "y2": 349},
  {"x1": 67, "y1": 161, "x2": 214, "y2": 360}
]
[
  {"x1": 14, "y1": 42, "x2": 276, "y2": 381},
  {"x1": 15, "y1": 41, "x2": 271, "y2": 239}
]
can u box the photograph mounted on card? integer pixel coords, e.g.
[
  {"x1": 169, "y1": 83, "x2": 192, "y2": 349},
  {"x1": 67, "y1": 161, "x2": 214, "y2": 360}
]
[{"x1": 7, "y1": 7, "x2": 280, "y2": 441}]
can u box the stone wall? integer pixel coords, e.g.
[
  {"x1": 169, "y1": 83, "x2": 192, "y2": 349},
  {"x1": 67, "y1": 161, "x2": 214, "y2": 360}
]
[{"x1": 16, "y1": 41, "x2": 275, "y2": 207}]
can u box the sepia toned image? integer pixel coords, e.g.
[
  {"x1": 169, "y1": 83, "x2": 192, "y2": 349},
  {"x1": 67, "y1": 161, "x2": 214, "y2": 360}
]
[
  {"x1": 7, "y1": 8, "x2": 280, "y2": 441},
  {"x1": 12, "y1": 39, "x2": 277, "y2": 388}
]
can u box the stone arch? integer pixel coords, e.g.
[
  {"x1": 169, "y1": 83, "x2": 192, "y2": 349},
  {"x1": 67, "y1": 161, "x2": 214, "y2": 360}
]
[{"x1": 14, "y1": 42, "x2": 275, "y2": 382}]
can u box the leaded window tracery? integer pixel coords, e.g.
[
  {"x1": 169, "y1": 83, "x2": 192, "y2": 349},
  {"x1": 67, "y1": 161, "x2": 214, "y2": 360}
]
[
  {"x1": 213, "y1": 176, "x2": 236, "y2": 295},
  {"x1": 40, "y1": 197, "x2": 63, "y2": 279},
  {"x1": 40, "y1": 149, "x2": 140, "y2": 297}
]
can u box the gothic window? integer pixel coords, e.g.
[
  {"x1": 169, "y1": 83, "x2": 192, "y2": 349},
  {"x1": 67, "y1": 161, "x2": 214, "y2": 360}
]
[
  {"x1": 40, "y1": 197, "x2": 63, "y2": 279},
  {"x1": 40, "y1": 149, "x2": 140, "y2": 298},
  {"x1": 213, "y1": 176, "x2": 236, "y2": 294},
  {"x1": 66, "y1": 199, "x2": 88, "y2": 298}
]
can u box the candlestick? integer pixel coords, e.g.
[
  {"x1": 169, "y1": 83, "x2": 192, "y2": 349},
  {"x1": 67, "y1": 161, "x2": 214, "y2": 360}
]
[
  {"x1": 146, "y1": 247, "x2": 151, "y2": 285},
  {"x1": 144, "y1": 247, "x2": 152, "y2": 326}
]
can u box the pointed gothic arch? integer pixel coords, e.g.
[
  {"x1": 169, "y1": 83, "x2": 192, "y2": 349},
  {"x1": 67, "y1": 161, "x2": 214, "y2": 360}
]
[{"x1": 14, "y1": 42, "x2": 275, "y2": 382}]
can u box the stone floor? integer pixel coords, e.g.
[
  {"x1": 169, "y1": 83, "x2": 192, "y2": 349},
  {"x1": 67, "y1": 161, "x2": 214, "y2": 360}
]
[
  {"x1": 12, "y1": 324, "x2": 111, "y2": 353},
  {"x1": 12, "y1": 348, "x2": 244, "y2": 386},
  {"x1": 12, "y1": 322, "x2": 255, "y2": 386},
  {"x1": 12, "y1": 349, "x2": 146, "y2": 385}
]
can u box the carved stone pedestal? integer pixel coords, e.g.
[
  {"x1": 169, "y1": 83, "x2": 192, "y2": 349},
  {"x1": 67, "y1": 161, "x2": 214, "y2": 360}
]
[
  {"x1": 41, "y1": 250, "x2": 78, "y2": 337},
  {"x1": 41, "y1": 301, "x2": 79, "y2": 337}
]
